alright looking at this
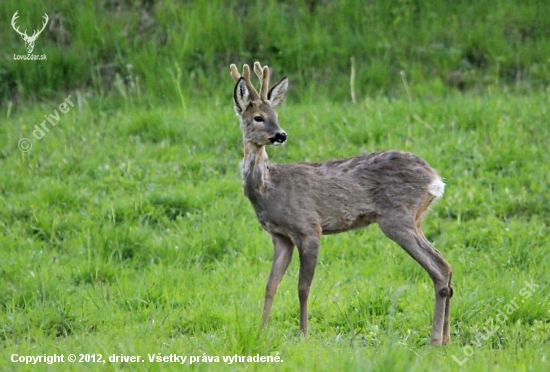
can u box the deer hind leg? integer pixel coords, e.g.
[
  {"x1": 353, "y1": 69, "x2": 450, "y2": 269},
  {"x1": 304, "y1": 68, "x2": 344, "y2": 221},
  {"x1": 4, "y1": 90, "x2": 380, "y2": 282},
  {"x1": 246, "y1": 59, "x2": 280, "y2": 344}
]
[
  {"x1": 415, "y1": 229, "x2": 453, "y2": 344},
  {"x1": 377, "y1": 214, "x2": 452, "y2": 346},
  {"x1": 443, "y1": 272, "x2": 453, "y2": 343},
  {"x1": 263, "y1": 234, "x2": 294, "y2": 328},
  {"x1": 296, "y1": 231, "x2": 321, "y2": 336}
]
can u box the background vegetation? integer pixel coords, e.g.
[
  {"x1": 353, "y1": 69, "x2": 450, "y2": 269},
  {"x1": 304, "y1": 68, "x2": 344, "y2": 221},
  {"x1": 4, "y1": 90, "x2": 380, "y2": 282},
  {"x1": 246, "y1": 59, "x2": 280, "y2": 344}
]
[
  {"x1": 1, "y1": 0, "x2": 549, "y2": 371},
  {"x1": 2, "y1": 0, "x2": 550, "y2": 107}
]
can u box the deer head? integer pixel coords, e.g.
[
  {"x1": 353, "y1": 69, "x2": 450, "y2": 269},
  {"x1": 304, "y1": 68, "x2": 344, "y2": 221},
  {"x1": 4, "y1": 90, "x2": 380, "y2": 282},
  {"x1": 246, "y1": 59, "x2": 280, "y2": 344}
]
[
  {"x1": 230, "y1": 62, "x2": 289, "y2": 147},
  {"x1": 11, "y1": 11, "x2": 49, "y2": 54}
]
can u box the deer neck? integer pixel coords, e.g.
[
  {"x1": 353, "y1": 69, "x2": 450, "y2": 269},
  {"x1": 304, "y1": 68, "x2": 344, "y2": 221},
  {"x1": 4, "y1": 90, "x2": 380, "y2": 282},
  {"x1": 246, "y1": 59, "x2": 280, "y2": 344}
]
[{"x1": 242, "y1": 140, "x2": 270, "y2": 199}]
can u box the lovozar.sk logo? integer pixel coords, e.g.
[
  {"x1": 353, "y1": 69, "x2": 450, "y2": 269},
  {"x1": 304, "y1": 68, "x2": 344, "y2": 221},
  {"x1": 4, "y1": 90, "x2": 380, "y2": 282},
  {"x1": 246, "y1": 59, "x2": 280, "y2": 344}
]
[{"x1": 11, "y1": 10, "x2": 48, "y2": 60}]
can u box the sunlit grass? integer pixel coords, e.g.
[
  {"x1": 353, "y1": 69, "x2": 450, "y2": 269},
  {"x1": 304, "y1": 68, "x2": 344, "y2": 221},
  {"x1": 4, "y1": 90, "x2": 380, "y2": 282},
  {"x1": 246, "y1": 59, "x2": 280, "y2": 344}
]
[
  {"x1": 2, "y1": 0, "x2": 550, "y2": 107},
  {"x1": 1, "y1": 89, "x2": 549, "y2": 371}
]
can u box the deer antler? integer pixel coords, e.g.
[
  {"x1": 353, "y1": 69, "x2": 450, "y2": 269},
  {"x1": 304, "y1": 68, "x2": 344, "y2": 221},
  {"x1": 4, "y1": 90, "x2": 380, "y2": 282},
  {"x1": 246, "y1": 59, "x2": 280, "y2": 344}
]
[
  {"x1": 253, "y1": 62, "x2": 270, "y2": 101},
  {"x1": 11, "y1": 11, "x2": 49, "y2": 54},
  {"x1": 230, "y1": 63, "x2": 262, "y2": 101},
  {"x1": 11, "y1": 11, "x2": 27, "y2": 38},
  {"x1": 229, "y1": 64, "x2": 241, "y2": 82},
  {"x1": 30, "y1": 13, "x2": 49, "y2": 39},
  {"x1": 11, "y1": 11, "x2": 49, "y2": 40}
]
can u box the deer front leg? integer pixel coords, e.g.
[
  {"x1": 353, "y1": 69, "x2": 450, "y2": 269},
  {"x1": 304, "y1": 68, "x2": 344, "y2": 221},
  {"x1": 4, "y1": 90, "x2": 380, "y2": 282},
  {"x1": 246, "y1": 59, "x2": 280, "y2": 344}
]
[
  {"x1": 297, "y1": 234, "x2": 320, "y2": 336},
  {"x1": 262, "y1": 234, "x2": 294, "y2": 328}
]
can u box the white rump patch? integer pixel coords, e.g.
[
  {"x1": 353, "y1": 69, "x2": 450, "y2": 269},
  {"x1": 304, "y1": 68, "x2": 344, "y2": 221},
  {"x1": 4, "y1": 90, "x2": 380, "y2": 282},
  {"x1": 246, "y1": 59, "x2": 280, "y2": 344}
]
[{"x1": 428, "y1": 178, "x2": 445, "y2": 199}]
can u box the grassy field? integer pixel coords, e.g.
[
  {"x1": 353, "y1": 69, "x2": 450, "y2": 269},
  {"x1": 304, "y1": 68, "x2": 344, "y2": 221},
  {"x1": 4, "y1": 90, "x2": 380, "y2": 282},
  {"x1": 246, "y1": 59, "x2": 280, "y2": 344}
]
[
  {"x1": 1, "y1": 89, "x2": 549, "y2": 371},
  {"x1": 2, "y1": 0, "x2": 550, "y2": 104},
  {"x1": 1, "y1": 0, "x2": 550, "y2": 371}
]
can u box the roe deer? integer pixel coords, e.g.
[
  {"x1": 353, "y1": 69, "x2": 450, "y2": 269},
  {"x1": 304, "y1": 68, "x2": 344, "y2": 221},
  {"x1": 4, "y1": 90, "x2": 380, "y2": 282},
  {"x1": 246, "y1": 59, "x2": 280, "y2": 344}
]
[{"x1": 230, "y1": 62, "x2": 453, "y2": 345}]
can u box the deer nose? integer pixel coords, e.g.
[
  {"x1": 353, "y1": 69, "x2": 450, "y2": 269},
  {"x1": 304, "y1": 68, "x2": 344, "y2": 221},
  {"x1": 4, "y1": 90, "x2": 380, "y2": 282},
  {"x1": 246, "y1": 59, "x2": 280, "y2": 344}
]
[{"x1": 272, "y1": 132, "x2": 287, "y2": 144}]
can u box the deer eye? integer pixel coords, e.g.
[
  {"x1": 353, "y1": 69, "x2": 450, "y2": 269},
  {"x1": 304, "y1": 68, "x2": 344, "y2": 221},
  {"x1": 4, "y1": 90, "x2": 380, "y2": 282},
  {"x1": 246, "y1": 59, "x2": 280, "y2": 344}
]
[{"x1": 253, "y1": 116, "x2": 264, "y2": 123}]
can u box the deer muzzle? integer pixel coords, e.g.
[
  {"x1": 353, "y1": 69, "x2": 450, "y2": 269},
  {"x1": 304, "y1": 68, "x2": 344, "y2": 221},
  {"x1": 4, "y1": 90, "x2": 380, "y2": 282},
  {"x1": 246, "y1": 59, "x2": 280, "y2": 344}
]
[{"x1": 270, "y1": 132, "x2": 287, "y2": 145}]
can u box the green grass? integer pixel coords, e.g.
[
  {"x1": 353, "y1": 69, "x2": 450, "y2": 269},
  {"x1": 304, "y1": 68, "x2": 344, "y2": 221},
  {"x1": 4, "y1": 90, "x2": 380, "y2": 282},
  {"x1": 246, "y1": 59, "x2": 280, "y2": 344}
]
[
  {"x1": 1, "y1": 0, "x2": 549, "y2": 370},
  {"x1": 2, "y1": 0, "x2": 550, "y2": 105},
  {"x1": 1, "y1": 88, "x2": 549, "y2": 371}
]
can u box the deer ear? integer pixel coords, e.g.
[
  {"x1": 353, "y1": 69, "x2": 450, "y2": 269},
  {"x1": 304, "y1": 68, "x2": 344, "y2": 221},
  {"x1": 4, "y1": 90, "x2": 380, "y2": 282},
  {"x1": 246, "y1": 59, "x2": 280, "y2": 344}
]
[
  {"x1": 233, "y1": 78, "x2": 251, "y2": 115},
  {"x1": 268, "y1": 77, "x2": 288, "y2": 109}
]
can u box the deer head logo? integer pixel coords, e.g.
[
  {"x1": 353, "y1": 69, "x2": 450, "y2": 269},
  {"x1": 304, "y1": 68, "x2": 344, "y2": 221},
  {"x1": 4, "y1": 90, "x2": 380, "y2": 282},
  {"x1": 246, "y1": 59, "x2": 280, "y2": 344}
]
[{"x1": 11, "y1": 11, "x2": 49, "y2": 54}]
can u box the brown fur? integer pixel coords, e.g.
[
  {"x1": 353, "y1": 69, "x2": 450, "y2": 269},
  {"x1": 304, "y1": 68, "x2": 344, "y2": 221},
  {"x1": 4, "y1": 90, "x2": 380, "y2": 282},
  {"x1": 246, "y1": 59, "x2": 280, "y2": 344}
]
[{"x1": 230, "y1": 62, "x2": 453, "y2": 345}]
